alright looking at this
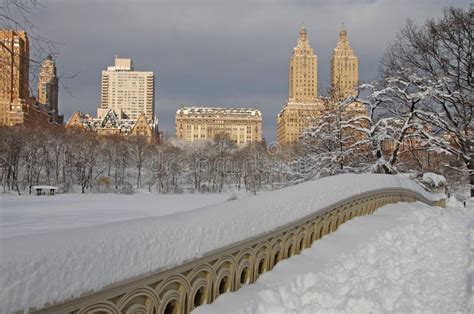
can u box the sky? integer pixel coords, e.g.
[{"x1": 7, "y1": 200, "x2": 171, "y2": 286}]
[{"x1": 30, "y1": 0, "x2": 470, "y2": 141}]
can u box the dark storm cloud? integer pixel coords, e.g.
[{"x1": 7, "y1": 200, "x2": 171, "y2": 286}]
[{"x1": 31, "y1": 0, "x2": 470, "y2": 141}]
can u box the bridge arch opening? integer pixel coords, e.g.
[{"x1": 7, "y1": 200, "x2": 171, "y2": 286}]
[
  {"x1": 218, "y1": 276, "x2": 230, "y2": 295},
  {"x1": 287, "y1": 244, "x2": 293, "y2": 257},
  {"x1": 193, "y1": 286, "x2": 206, "y2": 308},
  {"x1": 240, "y1": 267, "x2": 250, "y2": 285},
  {"x1": 273, "y1": 251, "x2": 281, "y2": 266},
  {"x1": 299, "y1": 238, "x2": 305, "y2": 251},
  {"x1": 318, "y1": 226, "x2": 324, "y2": 239},
  {"x1": 258, "y1": 259, "x2": 266, "y2": 274},
  {"x1": 163, "y1": 299, "x2": 177, "y2": 314}
]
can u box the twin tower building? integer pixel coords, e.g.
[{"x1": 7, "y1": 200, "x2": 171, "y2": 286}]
[
  {"x1": 177, "y1": 25, "x2": 358, "y2": 146},
  {"x1": 277, "y1": 25, "x2": 358, "y2": 145}
]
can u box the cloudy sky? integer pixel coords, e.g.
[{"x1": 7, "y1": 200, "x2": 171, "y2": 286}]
[{"x1": 31, "y1": 0, "x2": 469, "y2": 141}]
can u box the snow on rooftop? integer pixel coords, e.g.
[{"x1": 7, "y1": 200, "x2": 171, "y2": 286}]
[
  {"x1": 177, "y1": 106, "x2": 262, "y2": 116},
  {"x1": 0, "y1": 174, "x2": 441, "y2": 313},
  {"x1": 73, "y1": 109, "x2": 153, "y2": 133}
]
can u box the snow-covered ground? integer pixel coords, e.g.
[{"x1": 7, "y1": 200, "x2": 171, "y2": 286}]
[
  {"x1": 0, "y1": 174, "x2": 441, "y2": 313},
  {"x1": 195, "y1": 201, "x2": 474, "y2": 314},
  {"x1": 0, "y1": 192, "x2": 235, "y2": 239}
]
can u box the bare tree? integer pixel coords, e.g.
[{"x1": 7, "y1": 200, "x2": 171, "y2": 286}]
[
  {"x1": 295, "y1": 95, "x2": 368, "y2": 179},
  {"x1": 0, "y1": 126, "x2": 25, "y2": 193},
  {"x1": 129, "y1": 136, "x2": 149, "y2": 189},
  {"x1": 383, "y1": 6, "x2": 473, "y2": 195},
  {"x1": 353, "y1": 74, "x2": 433, "y2": 174}
]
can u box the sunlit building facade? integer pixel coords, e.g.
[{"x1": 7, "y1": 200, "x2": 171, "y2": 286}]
[
  {"x1": 66, "y1": 109, "x2": 154, "y2": 139},
  {"x1": 176, "y1": 107, "x2": 262, "y2": 146},
  {"x1": 0, "y1": 29, "x2": 29, "y2": 125},
  {"x1": 331, "y1": 27, "x2": 358, "y2": 99},
  {"x1": 277, "y1": 26, "x2": 323, "y2": 145}
]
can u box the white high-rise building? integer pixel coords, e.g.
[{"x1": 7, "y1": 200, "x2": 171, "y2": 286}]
[{"x1": 99, "y1": 55, "x2": 155, "y2": 122}]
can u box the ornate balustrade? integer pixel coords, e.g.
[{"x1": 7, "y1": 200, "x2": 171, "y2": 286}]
[{"x1": 34, "y1": 188, "x2": 444, "y2": 314}]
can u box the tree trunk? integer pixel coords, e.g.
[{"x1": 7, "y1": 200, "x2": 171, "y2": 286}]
[
  {"x1": 469, "y1": 139, "x2": 474, "y2": 197},
  {"x1": 470, "y1": 160, "x2": 473, "y2": 198}
]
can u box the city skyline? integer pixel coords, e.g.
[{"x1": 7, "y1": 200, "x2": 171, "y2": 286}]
[{"x1": 28, "y1": 0, "x2": 470, "y2": 141}]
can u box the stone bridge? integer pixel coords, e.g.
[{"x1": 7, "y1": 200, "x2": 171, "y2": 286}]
[{"x1": 35, "y1": 187, "x2": 444, "y2": 314}]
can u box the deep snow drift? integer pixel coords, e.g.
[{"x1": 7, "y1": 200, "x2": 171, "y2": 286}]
[
  {"x1": 0, "y1": 192, "x2": 234, "y2": 239},
  {"x1": 195, "y1": 201, "x2": 473, "y2": 314},
  {"x1": 0, "y1": 174, "x2": 441, "y2": 313}
]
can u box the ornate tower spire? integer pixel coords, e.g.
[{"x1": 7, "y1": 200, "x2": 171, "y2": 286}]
[
  {"x1": 299, "y1": 23, "x2": 307, "y2": 38},
  {"x1": 336, "y1": 25, "x2": 350, "y2": 50},
  {"x1": 331, "y1": 27, "x2": 358, "y2": 99}
]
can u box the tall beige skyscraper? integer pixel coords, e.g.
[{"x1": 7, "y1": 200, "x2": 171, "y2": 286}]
[
  {"x1": 330, "y1": 27, "x2": 358, "y2": 99},
  {"x1": 289, "y1": 25, "x2": 318, "y2": 102},
  {"x1": 0, "y1": 29, "x2": 29, "y2": 125},
  {"x1": 38, "y1": 55, "x2": 59, "y2": 114},
  {"x1": 277, "y1": 25, "x2": 323, "y2": 145},
  {"x1": 100, "y1": 55, "x2": 155, "y2": 122}
]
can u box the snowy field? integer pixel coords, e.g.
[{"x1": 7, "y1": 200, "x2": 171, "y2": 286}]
[
  {"x1": 0, "y1": 174, "x2": 442, "y2": 313},
  {"x1": 195, "y1": 201, "x2": 474, "y2": 314},
  {"x1": 0, "y1": 192, "x2": 235, "y2": 239}
]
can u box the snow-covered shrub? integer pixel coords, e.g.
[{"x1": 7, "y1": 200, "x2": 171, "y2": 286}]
[
  {"x1": 119, "y1": 182, "x2": 134, "y2": 195},
  {"x1": 422, "y1": 172, "x2": 446, "y2": 188},
  {"x1": 227, "y1": 194, "x2": 238, "y2": 201},
  {"x1": 416, "y1": 172, "x2": 447, "y2": 193}
]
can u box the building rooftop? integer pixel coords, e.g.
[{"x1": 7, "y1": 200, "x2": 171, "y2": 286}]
[
  {"x1": 177, "y1": 106, "x2": 262, "y2": 117},
  {"x1": 106, "y1": 55, "x2": 134, "y2": 71},
  {"x1": 71, "y1": 109, "x2": 154, "y2": 134}
]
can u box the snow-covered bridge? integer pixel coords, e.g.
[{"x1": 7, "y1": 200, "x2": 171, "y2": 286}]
[{"x1": 0, "y1": 174, "x2": 445, "y2": 313}]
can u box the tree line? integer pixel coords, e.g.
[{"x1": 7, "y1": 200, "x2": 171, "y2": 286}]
[{"x1": 0, "y1": 127, "x2": 292, "y2": 195}]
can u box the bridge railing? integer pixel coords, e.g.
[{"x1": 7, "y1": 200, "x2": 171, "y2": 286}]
[{"x1": 35, "y1": 188, "x2": 444, "y2": 314}]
